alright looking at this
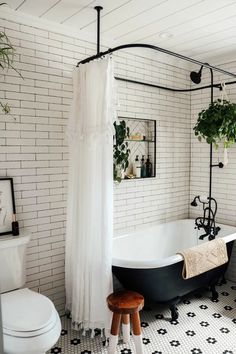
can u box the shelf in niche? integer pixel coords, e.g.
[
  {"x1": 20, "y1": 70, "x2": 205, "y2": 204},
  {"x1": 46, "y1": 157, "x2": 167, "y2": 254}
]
[
  {"x1": 124, "y1": 176, "x2": 155, "y2": 180},
  {"x1": 125, "y1": 139, "x2": 155, "y2": 143}
]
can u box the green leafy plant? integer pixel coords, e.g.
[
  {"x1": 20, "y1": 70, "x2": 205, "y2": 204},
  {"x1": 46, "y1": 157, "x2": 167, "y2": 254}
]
[
  {"x1": 0, "y1": 3, "x2": 21, "y2": 114},
  {"x1": 194, "y1": 99, "x2": 236, "y2": 148},
  {"x1": 113, "y1": 120, "x2": 130, "y2": 182},
  {"x1": 0, "y1": 31, "x2": 15, "y2": 70}
]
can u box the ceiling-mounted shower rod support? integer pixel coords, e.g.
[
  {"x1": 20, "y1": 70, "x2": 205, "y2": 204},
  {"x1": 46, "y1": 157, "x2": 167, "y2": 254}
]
[{"x1": 94, "y1": 6, "x2": 103, "y2": 55}]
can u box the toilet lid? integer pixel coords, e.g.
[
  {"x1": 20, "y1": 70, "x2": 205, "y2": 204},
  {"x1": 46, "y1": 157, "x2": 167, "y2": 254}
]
[{"x1": 1, "y1": 288, "x2": 57, "y2": 333}]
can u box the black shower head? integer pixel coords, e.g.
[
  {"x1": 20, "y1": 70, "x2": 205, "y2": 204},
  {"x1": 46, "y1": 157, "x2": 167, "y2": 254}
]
[{"x1": 190, "y1": 65, "x2": 203, "y2": 84}]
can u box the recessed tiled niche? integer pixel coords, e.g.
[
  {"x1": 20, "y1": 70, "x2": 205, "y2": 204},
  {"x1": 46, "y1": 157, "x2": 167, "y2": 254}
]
[{"x1": 118, "y1": 117, "x2": 156, "y2": 180}]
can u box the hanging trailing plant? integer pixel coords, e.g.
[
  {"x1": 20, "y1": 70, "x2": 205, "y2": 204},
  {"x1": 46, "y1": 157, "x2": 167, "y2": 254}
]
[
  {"x1": 113, "y1": 120, "x2": 130, "y2": 183},
  {"x1": 193, "y1": 99, "x2": 236, "y2": 149},
  {"x1": 0, "y1": 3, "x2": 21, "y2": 114}
]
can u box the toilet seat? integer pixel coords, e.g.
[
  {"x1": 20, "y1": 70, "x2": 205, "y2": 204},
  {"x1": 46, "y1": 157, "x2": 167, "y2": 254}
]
[
  {"x1": 3, "y1": 312, "x2": 61, "y2": 354},
  {"x1": 2, "y1": 288, "x2": 58, "y2": 338}
]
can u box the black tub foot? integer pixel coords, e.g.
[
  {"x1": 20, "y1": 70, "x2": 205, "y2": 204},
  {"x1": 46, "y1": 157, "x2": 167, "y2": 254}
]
[
  {"x1": 210, "y1": 284, "x2": 219, "y2": 301},
  {"x1": 170, "y1": 305, "x2": 179, "y2": 320},
  {"x1": 169, "y1": 297, "x2": 181, "y2": 320}
]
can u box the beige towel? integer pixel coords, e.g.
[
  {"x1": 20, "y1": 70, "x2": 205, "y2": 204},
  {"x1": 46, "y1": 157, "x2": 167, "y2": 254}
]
[{"x1": 177, "y1": 238, "x2": 228, "y2": 279}]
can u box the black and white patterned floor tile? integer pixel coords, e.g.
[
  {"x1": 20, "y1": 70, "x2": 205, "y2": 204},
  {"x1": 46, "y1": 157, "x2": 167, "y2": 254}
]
[{"x1": 49, "y1": 281, "x2": 236, "y2": 354}]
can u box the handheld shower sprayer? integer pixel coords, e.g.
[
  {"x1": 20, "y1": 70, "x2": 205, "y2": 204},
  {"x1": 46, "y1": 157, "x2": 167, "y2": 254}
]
[
  {"x1": 190, "y1": 195, "x2": 209, "y2": 207},
  {"x1": 190, "y1": 196, "x2": 199, "y2": 207}
]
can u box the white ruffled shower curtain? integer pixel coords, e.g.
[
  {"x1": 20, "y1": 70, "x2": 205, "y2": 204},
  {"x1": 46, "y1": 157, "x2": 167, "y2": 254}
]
[{"x1": 65, "y1": 58, "x2": 115, "y2": 332}]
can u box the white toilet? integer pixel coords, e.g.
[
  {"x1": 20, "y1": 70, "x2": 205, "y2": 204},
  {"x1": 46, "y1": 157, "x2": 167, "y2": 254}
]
[{"x1": 0, "y1": 230, "x2": 61, "y2": 354}]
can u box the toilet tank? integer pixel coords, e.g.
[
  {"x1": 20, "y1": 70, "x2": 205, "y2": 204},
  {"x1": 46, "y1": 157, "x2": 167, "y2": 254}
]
[{"x1": 0, "y1": 230, "x2": 31, "y2": 293}]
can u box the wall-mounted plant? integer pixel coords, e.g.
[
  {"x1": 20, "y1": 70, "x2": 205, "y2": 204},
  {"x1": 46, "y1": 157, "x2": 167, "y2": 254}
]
[
  {"x1": 113, "y1": 120, "x2": 130, "y2": 183},
  {"x1": 0, "y1": 3, "x2": 21, "y2": 115},
  {"x1": 194, "y1": 99, "x2": 236, "y2": 149}
]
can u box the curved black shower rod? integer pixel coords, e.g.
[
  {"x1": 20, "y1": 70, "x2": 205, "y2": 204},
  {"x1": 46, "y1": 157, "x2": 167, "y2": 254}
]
[
  {"x1": 76, "y1": 43, "x2": 236, "y2": 79},
  {"x1": 115, "y1": 76, "x2": 236, "y2": 93}
]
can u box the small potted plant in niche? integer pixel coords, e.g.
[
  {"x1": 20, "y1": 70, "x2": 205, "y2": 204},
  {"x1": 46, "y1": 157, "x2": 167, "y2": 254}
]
[
  {"x1": 113, "y1": 120, "x2": 130, "y2": 183},
  {"x1": 193, "y1": 99, "x2": 236, "y2": 164}
]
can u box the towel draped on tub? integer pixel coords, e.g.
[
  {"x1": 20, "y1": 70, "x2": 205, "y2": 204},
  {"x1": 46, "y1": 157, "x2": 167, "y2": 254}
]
[{"x1": 177, "y1": 238, "x2": 228, "y2": 279}]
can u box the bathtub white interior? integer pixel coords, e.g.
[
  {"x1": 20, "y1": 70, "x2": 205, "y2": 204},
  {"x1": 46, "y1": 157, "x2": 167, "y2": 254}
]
[{"x1": 112, "y1": 219, "x2": 236, "y2": 269}]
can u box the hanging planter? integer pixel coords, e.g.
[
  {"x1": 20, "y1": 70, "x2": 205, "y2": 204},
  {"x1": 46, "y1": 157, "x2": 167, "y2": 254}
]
[
  {"x1": 113, "y1": 120, "x2": 130, "y2": 183},
  {"x1": 193, "y1": 99, "x2": 236, "y2": 160}
]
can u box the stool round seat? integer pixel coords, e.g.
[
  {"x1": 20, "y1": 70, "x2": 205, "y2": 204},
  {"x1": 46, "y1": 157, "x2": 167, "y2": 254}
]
[{"x1": 107, "y1": 290, "x2": 144, "y2": 314}]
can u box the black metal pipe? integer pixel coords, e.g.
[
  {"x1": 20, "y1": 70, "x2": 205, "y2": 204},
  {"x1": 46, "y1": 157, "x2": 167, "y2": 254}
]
[
  {"x1": 76, "y1": 43, "x2": 236, "y2": 79},
  {"x1": 220, "y1": 79, "x2": 236, "y2": 88},
  {"x1": 211, "y1": 162, "x2": 224, "y2": 168},
  {"x1": 208, "y1": 68, "x2": 214, "y2": 229},
  {"x1": 115, "y1": 76, "x2": 224, "y2": 93},
  {"x1": 94, "y1": 6, "x2": 103, "y2": 55}
]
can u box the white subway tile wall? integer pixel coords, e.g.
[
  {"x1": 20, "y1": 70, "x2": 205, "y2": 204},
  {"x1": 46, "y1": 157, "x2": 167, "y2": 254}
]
[
  {"x1": 114, "y1": 55, "x2": 191, "y2": 233},
  {"x1": 190, "y1": 64, "x2": 236, "y2": 282}
]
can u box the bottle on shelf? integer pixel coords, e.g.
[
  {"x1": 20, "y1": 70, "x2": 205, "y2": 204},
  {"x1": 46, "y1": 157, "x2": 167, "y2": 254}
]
[
  {"x1": 145, "y1": 155, "x2": 153, "y2": 177},
  {"x1": 141, "y1": 155, "x2": 146, "y2": 178},
  {"x1": 133, "y1": 155, "x2": 141, "y2": 178},
  {"x1": 12, "y1": 214, "x2": 19, "y2": 236}
]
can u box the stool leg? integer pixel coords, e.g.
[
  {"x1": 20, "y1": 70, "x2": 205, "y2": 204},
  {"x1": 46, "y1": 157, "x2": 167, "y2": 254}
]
[
  {"x1": 108, "y1": 313, "x2": 121, "y2": 354},
  {"x1": 131, "y1": 312, "x2": 144, "y2": 354},
  {"x1": 122, "y1": 314, "x2": 130, "y2": 344}
]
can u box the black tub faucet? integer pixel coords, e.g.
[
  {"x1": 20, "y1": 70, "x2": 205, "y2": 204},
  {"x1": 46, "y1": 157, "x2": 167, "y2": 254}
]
[{"x1": 190, "y1": 195, "x2": 221, "y2": 240}]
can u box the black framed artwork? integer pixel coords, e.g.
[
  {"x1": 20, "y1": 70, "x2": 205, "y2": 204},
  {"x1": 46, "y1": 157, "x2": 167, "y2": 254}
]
[{"x1": 0, "y1": 178, "x2": 16, "y2": 236}]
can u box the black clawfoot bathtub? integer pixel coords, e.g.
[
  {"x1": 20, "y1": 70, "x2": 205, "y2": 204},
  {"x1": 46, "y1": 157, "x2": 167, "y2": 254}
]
[{"x1": 112, "y1": 219, "x2": 236, "y2": 320}]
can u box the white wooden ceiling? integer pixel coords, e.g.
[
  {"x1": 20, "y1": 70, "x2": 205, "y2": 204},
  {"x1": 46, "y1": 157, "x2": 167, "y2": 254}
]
[{"x1": 4, "y1": 0, "x2": 236, "y2": 61}]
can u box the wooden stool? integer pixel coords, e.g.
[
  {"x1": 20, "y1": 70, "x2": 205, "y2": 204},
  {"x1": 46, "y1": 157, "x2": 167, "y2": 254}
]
[{"x1": 107, "y1": 290, "x2": 144, "y2": 354}]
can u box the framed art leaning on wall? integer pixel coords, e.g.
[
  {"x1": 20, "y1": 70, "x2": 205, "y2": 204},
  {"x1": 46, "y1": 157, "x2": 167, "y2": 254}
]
[{"x1": 0, "y1": 178, "x2": 16, "y2": 236}]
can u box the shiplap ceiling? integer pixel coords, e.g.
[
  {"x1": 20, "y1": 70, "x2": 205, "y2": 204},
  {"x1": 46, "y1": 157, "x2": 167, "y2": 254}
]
[{"x1": 4, "y1": 0, "x2": 236, "y2": 61}]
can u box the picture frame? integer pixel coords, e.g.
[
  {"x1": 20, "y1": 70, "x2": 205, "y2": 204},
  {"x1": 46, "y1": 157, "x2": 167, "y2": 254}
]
[{"x1": 0, "y1": 178, "x2": 16, "y2": 236}]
